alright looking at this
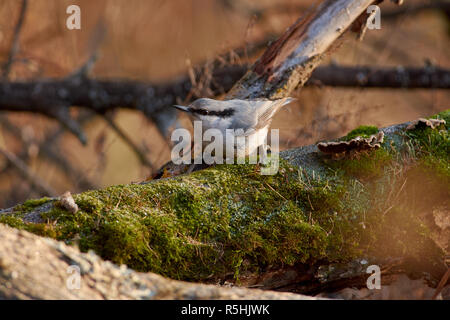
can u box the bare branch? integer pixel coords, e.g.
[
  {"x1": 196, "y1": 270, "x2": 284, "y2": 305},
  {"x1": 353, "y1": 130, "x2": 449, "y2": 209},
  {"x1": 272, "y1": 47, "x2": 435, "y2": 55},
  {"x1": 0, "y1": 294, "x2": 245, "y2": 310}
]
[
  {"x1": 103, "y1": 113, "x2": 155, "y2": 172},
  {"x1": 0, "y1": 147, "x2": 56, "y2": 197},
  {"x1": 48, "y1": 106, "x2": 87, "y2": 145},
  {"x1": 223, "y1": 0, "x2": 449, "y2": 21},
  {"x1": 1, "y1": 0, "x2": 28, "y2": 79},
  {"x1": 0, "y1": 224, "x2": 315, "y2": 300},
  {"x1": 310, "y1": 64, "x2": 450, "y2": 88},
  {"x1": 1, "y1": 64, "x2": 447, "y2": 117},
  {"x1": 0, "y1": 114, "x2": 97, "y2": 191}
]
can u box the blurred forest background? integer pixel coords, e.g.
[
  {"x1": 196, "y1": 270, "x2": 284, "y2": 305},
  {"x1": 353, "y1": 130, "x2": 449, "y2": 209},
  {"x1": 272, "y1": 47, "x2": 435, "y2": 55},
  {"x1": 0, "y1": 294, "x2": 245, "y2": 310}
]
[{"x1": 0, "y1": 0, "x2": 449, "y2": 208}]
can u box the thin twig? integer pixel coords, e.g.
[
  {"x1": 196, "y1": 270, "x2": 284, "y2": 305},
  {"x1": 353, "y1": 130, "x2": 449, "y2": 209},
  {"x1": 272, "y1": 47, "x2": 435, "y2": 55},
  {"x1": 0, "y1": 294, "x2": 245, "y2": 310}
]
[
  {"x1": 432, "y1": 267, "x2": 450, "y2": 300},
  {"x1": 1, "y1": 0, "x2": 28, "y2": 79},
  {"x1": 0, "y1": 147, "x2": 56, "y2": 196},
  {"x1": 103, "y1": 113, "x2": 155, "y2": 172},
  {"x1": 0, "y1": 113, "x2": 97, "y2": 190},
  {"x1": 265, "y1": 182, "x2": 287, "y2": 201}
]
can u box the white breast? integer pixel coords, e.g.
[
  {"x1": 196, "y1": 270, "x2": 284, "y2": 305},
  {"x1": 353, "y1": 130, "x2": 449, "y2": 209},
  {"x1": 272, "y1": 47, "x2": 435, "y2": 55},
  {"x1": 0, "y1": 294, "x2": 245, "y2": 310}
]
[
  {"x1": 231, "y1": 126, "x2": 268, "y2": 158},
  {"x1": 199, "y1": 117, "x2": 269, "y2": 161}
]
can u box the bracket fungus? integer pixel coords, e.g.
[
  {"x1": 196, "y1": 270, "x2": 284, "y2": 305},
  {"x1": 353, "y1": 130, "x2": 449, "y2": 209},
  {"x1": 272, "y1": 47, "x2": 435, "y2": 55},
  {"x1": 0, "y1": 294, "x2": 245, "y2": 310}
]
[
  {"x1": 406, "y1": 118, "x2": 446, "y2": 131},
  {"x1": 317, "y1": 131, "x2": 384, "y2": 159}
]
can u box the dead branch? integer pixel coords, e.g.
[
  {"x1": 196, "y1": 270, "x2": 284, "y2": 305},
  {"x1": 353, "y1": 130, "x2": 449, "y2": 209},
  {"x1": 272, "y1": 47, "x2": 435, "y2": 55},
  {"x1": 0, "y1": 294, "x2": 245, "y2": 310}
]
[
  {"x1": 310, "y1": 64, "x2": 450, "y2": 88},
  {"x1": 2, "y1": 117, "x2": 448, "y2": 297},
  {"x1": 0, "y1": 64, "x2": 447, "y2": 123},
  {"x1": 219, "y1": 0, "x2": 437, "y2": 21}
]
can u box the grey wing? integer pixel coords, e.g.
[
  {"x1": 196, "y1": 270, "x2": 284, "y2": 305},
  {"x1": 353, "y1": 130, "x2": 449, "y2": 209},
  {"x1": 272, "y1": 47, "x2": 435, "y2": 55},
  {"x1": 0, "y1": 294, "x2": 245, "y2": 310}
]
[
  {"x1": 255, "y1": 100, "x2": 281, "y2": 129},
  {"x1": 229, "y1": 98, "x2": 295, "y2": 136},
  {"x1": 229, "y1": 101, "x2": 258, "y2": 135},
  {"x1": 250, "y1": 98, "x2": 295, "y2": 133}
]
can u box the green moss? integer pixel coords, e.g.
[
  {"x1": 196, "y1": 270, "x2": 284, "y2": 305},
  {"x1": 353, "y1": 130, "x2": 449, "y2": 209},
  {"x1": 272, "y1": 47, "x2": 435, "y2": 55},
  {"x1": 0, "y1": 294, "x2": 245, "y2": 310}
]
[
  {"x1": 14, "y1": 197, "x2": 52, "y2": 214},
  {"x1": 1, "y1": 111, "x2": 448, "y2": 282},
  {"x1": 344, "y1": 125, "x2": 379, "y2": 141},
  {"x1": 323, "y1": 124, "x2": 391, "y2": 179},
  {"x1": 0, "y1": 160, "x2": 359, "y2": 280},
  {"x1": 326, "y1": 148, "x2": 393, "y2": 180},
  {"x1": 405, "y1": 110, "x2": 449, "y2": 184},
  {"x1": 0, "y1": 215, "x2": 27, "y2": 229},
  {"x1": 431, "y1": 109, "x2": 450, "y2": 125},
  {"x1": 0, "y1": 214, "x2": 58, "y2": 238}
]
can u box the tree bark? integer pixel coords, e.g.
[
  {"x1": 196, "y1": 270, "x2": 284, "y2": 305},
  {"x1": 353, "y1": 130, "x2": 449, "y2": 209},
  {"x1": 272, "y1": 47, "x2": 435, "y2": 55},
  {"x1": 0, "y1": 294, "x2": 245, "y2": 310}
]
[{"x1": 0, "y1": 224, "x2": 316, "y2": 300}]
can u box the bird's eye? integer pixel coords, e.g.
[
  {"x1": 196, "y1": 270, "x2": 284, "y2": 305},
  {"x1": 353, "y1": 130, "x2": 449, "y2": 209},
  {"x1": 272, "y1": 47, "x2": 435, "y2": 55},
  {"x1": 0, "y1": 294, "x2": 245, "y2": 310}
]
[{"x1": 193, "y1": 109, "x2": 209, "y2": 116}]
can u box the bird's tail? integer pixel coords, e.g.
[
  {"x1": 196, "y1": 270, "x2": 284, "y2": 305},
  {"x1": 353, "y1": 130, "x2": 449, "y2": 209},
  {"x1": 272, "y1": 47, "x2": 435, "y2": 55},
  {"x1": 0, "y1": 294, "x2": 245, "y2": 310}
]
[{"x1": 277, "y1": 97, "x2": 296, "y2": 107}]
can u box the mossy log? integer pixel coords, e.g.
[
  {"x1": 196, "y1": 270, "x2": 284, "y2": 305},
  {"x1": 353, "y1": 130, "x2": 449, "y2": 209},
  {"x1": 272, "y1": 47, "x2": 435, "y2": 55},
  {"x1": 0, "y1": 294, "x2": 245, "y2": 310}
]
[{"x1": 1, "y1": 111, "x2": 448, "y2": 296}]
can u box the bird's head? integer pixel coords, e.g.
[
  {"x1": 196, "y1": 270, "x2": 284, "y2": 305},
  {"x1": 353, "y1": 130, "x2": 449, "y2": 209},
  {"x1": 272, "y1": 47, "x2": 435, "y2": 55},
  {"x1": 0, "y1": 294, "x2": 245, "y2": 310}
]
[{"x1": 173, "y1": 98, "x2": 235, "y2": 121}]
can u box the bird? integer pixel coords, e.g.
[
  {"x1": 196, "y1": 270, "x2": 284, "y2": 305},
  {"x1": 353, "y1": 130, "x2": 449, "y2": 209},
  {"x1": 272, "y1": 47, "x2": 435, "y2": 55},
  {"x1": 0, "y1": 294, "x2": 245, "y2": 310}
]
[{"x1": 172, "y1": 97, "x2": 295, "y2": 162}]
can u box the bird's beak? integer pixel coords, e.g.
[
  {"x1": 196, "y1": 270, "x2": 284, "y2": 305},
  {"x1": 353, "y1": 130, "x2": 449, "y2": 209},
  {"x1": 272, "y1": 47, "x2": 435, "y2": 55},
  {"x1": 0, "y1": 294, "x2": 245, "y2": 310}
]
[{"x1": 173, "y1": 105, "x2": 190, "y2": 112}]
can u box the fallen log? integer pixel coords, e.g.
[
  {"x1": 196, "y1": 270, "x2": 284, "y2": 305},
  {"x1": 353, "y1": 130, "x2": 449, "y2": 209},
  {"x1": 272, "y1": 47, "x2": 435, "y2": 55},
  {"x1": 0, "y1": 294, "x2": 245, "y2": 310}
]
[
  {"x1": 1, "y1": 111, "x2": 448, "y2": 296},
  {"x1": 0, "y1": 224, "x2": 316, "y2": 300}
]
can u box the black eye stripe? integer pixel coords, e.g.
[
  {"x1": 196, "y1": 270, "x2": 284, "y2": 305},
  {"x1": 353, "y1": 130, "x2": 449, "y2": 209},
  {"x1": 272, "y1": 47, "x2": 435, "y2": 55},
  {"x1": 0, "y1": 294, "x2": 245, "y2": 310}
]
[
  {"x1": 192, "y1": 109, "x2": 209, "y2": 116},
  {"x1": 192, "y1": 108, "x2": 234, "y2": 117}
]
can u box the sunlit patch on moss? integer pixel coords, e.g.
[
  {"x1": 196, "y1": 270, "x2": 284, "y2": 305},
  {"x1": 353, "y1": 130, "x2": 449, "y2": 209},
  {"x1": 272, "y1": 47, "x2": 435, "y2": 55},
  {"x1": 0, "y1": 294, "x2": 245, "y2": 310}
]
[
  {"x1": 15, "y1": 197, "x2": 53, "y2": 214},
  {"x1": 344, "y1": 125, "x2": 379, "y2": 141},
  {"x1": 406, "y1": 110, "x2": 449, "y2": 184},
  {"x1": 0, "y1": 215, "x2": 26, "y2": 229},
  {"x1": 0, "y1": 214, "x2": 57, "y2": 238},
  {"x1": 325, "y1": 148, "x2": 393, "y2": 180}
]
